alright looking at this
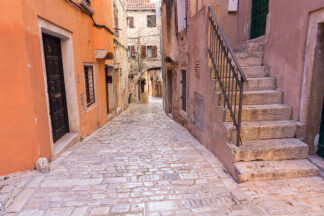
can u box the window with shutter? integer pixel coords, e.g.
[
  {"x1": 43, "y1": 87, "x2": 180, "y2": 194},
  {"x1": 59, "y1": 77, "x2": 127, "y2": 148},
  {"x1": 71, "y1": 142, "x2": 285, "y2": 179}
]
[
  {"x1": 141, "y1": 45, "x2": 146, "y2": 59},
  {"x1": 152, "y1": 46, "x2": 158, "y2": 58},
  {"x1": 147, "y1": 15, "x2": 156, "y2": 27},
  {"x1": 147, "y1": 46, "x2": 152, "y2": 58},
  {"x1": 128, "y1": 17, "x2": 134, "y2": 28},
  {"x1": 177, "y1": 0, "x2": 186, "y2": 32},
  {"x1": 84, "y1": 65, "x2": 95, "y2": 107},
  {"x1": 131, "y1": 46, "x2": 136, "y2": 58}
]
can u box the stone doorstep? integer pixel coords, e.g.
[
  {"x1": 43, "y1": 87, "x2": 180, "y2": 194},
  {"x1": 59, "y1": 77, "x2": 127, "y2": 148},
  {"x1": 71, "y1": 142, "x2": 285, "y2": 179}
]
[
  {"x1": 51, "y1": 132, "x2": 80, "y2": 161},
  {"x1": 308, "y1": 154, "x2": 324, "y2": 178}
]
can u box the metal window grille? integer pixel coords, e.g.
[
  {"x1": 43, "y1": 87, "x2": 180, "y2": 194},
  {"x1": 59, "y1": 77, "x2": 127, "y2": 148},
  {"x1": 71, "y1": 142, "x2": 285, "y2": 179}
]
[{"x1": 84, "y1": 65, "x2": 95, "y2": 106}]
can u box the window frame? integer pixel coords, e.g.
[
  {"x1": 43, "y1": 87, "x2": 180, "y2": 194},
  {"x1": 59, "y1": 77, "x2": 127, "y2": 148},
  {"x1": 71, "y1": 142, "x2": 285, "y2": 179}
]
[
  {"x1": 147, "y1": 15, "x2": 156, "y2": 28},
  {"x1": 83, "y1": 64, "x2": 96, "y2": 108},
  {"x1": 147, "y1": 46, "x2": 153, "y2": 58},
  {"x1": 128, "y1": 16, "x2": 134, "y2": 28}
]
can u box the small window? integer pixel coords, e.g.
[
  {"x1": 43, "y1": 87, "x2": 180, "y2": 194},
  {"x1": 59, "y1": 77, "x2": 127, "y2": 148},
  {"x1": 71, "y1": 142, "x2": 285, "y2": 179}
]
[
  {"x1": 147, "y1": 46, "x2": 152, "y2": 58},
  {"x1": 141, "y1": 45, "x2": 146, "y2": 59},
  {"x1": 147, "y1": 15, "x2": 156, "y2": 27},
  {"x1": 131, "y1": 46, "x2": 136, "y2": 58},
  {"x1": 84, "y1": 65, "x2": 95, "y2": 107},
  {"x1": 128, "y1": 16, "x2": 134, "y2": 28},
  {"x1": 128, "y1": 46, "x2": 131, "y2": 58}
]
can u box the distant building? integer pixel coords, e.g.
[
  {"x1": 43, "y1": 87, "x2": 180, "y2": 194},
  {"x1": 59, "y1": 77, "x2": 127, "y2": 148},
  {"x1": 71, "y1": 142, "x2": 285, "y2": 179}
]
[
  {"x1": 107, "y1": 0, "x2": 130, "y2": 120},
  {"x1": 126, "y1": 0, "x2": 162, "y2": 103}
]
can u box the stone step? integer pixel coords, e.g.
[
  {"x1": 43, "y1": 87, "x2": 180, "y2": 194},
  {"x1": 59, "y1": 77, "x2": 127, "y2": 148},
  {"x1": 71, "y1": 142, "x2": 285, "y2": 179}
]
[
  {"x1": 233, "y1": 159, "x2": 319, "y2": 182},
  {"x1": 218, "y1": 90, "x2": 283, "y2": 106},
  {"x1": 225, "y1": 120, "x2": 297, "y2": 142},
  {"x1": 238, "y1": 57, "x2": 262, "y2": 67},
  {"x1": 241, "y1": 66, "x2": 269, "y2": 78},
  {"x1": 217, "y1": 77, "x2": 276, "y2": 92},
  {"x1": 232, "y1": 138, "x2": 308, "y2": 162},
  {"x1": 235, "y1": 51, "x2": 263, "y2": 59},
  {"x1": 224, "y1": 104, "x2": 292, "y2": 122},
  {"x1": 233, "y1": 41, "x2": 264, "y2": 53}
]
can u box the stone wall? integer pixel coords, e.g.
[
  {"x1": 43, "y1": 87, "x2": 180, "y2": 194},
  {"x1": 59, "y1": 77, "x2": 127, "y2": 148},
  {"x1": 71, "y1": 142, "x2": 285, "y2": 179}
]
[
  {"x1": 113, "y1": 0, "x2": 129, "y2": 111},
  {"x1": 127, "y1": 8, "x2": 162, "y2": 103}
]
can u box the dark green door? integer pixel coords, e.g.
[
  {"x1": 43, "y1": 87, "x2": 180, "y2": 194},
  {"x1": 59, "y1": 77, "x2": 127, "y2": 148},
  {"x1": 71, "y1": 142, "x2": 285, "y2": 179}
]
[
  {"x1": 250, "y1": 0, "x2": 269, "y2": 39},
  {"x1": 318, "y1": 98, "x2": 324, "y2": 158}
]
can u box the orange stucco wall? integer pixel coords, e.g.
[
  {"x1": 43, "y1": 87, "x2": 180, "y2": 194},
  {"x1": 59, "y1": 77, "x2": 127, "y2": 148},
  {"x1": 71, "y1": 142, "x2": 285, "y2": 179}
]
[{"x1": 0, "y1": 0, "x2": 114, "y2": 175}]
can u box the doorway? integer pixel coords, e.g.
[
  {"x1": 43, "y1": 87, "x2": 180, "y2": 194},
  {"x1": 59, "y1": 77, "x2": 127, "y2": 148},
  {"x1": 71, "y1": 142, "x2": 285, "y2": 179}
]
[
  {"x1": 318, "y1": 99, "x2": 324, "y2": 157},
  {"x1": 167, "y1": 70, "x2": 173, "y2": 114},
  {"x1": 250, "y1": 0, "x2": 269, "y2": 39},
  {"x1": 43, "y1": 33, "x2": 70, "y2": 142},
  {"x1": 105, "y1": 66, "x2": 114, "y2": 114}
]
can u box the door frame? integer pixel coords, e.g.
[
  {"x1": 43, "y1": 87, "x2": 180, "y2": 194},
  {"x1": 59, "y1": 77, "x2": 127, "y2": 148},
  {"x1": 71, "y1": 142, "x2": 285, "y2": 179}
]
[
  {"x1": 38, "y1": 18, "x2": 80, "y2": 152},
  {"x1": 42, "y1": 33, "x2": 70, "y2": 142},
  {"x1": 300, "y1": 10, "x2": 324, "y2": 153},
  {"x1": 167, "y1": 70, "x2": 173, "y2": 114}
]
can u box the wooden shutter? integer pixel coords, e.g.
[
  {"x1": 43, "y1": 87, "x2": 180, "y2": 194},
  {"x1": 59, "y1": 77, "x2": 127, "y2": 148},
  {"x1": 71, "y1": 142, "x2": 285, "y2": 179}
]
[
  {"x1": 152, "y1": 46, "x2": 158, "y2": 58},
  {"x1": 141, "y1": 45, "x2": 146, "y2": 59},
  {"x1": 129, "y1": 17, "x2": 134, "y2": 28},
  {"x1": 147, "y1": 15, "x2": 156, "y2": 27},
  {"x1": 131, "y1": 46, "x2": 135, "y2": 58}
]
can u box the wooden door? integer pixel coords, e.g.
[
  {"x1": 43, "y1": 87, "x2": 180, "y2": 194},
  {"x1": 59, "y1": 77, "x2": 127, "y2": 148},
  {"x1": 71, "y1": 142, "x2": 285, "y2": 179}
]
[
  {"x1": 167, "y1": 70, "x2": 173, "y2": 114},
  {"x1": 250, "y1": 0, "x2": 269, "y2": 39},
  {"x1": 43, "y1": 34, "x2": 69, "y2": 142},
  {"x1": 318, "y1": 98, "x2": 324, "y2": 158}
]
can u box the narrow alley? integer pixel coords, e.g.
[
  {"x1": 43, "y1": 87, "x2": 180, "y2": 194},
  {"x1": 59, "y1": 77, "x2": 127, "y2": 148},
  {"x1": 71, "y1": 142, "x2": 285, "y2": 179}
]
[{"x1": 1, "y1": 98, "x2": 324, "y2": 216}]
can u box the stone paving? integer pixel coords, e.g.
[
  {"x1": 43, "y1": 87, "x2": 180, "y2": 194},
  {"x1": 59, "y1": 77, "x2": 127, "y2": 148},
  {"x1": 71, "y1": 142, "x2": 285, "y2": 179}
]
[{"x1": 0, "y1": 97, "x2": 324, "y2": 216}]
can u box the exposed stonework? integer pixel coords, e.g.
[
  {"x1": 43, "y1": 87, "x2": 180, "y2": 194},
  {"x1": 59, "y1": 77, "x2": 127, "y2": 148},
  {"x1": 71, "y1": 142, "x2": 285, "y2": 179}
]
[{"x1": 126, "y1": 0, "x2": 162, "y2": 103}]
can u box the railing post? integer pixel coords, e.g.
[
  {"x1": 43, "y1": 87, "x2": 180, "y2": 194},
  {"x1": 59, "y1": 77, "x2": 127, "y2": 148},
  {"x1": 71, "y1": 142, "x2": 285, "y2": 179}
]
[{"x1": 237, "y1": 77, "x2": 244, "y2": 146}]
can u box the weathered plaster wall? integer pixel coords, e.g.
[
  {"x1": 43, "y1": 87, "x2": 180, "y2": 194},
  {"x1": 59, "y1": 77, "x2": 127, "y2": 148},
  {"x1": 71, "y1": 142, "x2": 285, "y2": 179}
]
[
  {"x1": 161, "y1": 1, "x2": 234, "y2": 173},
  {"x1": 0, "y1": 0, "x2": 114, "y2": 175}
]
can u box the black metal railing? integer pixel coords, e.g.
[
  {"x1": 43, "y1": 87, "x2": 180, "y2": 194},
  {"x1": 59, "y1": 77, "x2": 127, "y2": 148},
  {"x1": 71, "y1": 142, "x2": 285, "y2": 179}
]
[
  {"x1": 85, "y1": 0, "x2": 91, "y2": 6},
  {"x1": 208, "y1": 6, "x2": 246, "y2": 146}
]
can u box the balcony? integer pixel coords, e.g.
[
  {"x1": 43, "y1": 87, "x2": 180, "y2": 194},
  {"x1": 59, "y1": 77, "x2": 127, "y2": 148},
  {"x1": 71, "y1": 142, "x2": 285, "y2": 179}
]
[{"x1": 79, "y1": 0, "x2": 94, "y2": 15}]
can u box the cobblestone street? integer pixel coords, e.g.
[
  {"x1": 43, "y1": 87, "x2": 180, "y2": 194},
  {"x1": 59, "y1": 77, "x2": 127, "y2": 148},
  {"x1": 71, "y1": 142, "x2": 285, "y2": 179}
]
[{"x1": 1, "y1": 98, "x2": 324, "y2": 216}]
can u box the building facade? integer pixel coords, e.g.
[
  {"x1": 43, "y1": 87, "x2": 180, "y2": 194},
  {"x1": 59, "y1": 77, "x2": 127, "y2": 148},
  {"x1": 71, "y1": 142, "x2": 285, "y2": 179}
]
[
  {"x1": 126, "y1": 0, "x2": 162, "y2": 103},
  {"x1": 0, "y1": 0, "x2": 115, "y2": 175},
  {"x1": 108, "y1": 0, "x2": 130, "y2": 120},
  {"x1": 161, "y1": 0, "x2": 324, "y2": 182}
]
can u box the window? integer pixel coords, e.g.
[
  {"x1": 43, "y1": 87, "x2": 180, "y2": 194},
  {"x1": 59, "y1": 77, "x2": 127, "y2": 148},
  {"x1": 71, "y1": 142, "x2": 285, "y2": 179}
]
[
  {"x1": 177, "y1": 0, "x2": 187, "y2": 32},
  {"x1": 141, "y1": 45, "x2": 146, "y2": 59},
  {"x1": 84, "y1": 65, "x2": 95, "y2": 106},
  {"x1": 147, "y1": 46, "x2": 152, "y2": 58},
  {"x1": 128, "y1": 46, "x2": 130, "y2": 58},
  {"x1": 147, "y1": 45, "x2": 158, "y2": 58},
  {"x1": 130, "y1": 46, "x2": 136, "y2": 58},
  {"x1": 181, "y1": 70, "x2": 186, "y2": 111},
  {"x1": 128, "y1": 16, "x2": 134, "y2": 28},
  {"x1": 147, "y1": 15, "x2": 156, "y2": 27}
]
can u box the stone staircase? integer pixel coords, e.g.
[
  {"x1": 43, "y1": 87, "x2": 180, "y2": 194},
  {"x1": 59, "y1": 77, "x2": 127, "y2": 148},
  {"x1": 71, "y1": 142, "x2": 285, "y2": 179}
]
[{"x1": 221, "y1": 41, "x2": 319, "y2": 182}]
